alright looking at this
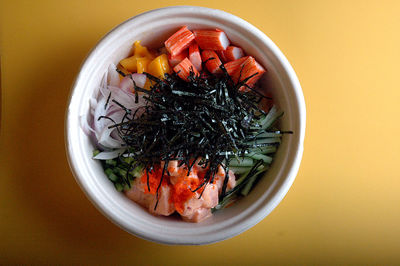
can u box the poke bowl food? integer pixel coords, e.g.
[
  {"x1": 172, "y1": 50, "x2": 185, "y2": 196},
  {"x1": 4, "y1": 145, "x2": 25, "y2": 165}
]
[
  {"x1": 66, "y1": 6, "x2": 305, "y2": 244},
  {"x1": 83, "y1": 25, "x2": 292, "y2": 223}
]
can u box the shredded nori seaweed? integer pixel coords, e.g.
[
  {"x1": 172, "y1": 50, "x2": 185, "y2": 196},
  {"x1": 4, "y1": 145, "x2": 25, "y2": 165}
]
[{"x1": 106, "y1": 66, "x2": 281, "y2": 207}]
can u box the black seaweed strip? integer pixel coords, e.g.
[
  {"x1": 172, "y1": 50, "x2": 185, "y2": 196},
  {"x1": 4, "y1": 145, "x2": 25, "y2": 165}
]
[
  {"x1": 115, "y1": 68, "x2": 126, "y2": 77},
  {"x1": 105, "y1": 92, "x2": 112, "y2": 109}
]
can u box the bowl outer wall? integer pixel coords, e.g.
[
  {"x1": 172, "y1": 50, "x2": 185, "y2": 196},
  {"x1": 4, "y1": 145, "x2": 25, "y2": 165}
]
[{"x1": 65, "y1": 6, "x2": 306, "y2": 245}]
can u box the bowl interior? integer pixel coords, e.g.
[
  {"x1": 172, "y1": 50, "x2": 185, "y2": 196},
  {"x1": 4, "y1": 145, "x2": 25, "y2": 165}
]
[{"x1": 66, "y1": 6, "x2": 305, "y2": 245}]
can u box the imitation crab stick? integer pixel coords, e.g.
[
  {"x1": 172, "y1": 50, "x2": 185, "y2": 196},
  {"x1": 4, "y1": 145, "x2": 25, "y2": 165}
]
[
  {"x1": 232, "y1": 56, "x2": 266, "y2": 90},
  {"x1": 173, "y1": 57, "x2": 199, "y2": 81},
  {"x1": 165, "y1": 26, "x2": 195, "y2": 57},
  {"x1": 193, "y1": 29, "x2": 230, "y2": 50},
  {"x1": 201, "y1": 50, "x2": 222, "y2": 74},
  {"x1": 188, "y1": 43, "x2": 202, "y2": 71},
  {"x1": 216, "y1": 50, "x2": 228, "y2": 63},
  {"x1": 223, "y1": 46, "x2": 244, "y2": 62},
  {"x1": 223, "y1": 56, "x2": 249, "y2": 76},
  {"x1": 168, "y1": 49, "x2": 188, "y2": 67}
]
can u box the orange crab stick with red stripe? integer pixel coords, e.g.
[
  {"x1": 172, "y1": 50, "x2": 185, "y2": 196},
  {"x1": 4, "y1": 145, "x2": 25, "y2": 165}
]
[
  {"x1": 193, "y1": 29, "x2": 230, "y2": 50},
  {"x1": 173, "y1": 57, "x2": 199, "y2": 82},
  {"x1": 168, "y1": 49, "x2": 188, "y2": 67},
  {"x1": 201, "y1": 50, "x2": 222, "y2": 74},
  {"x1": 188, "y1": 43, "x2": 202, "y2": 71},
  {"x1": 232, "y1": 56, "x2": 266, "y2": 90},
  {"x1": 165, "y1": 26, "x2": 195, "y2": 57},
  {"x1": 223, "y1": 46, "x2": 244, "y2": 62},
  {"x1": 223, "y1": 56, "x2": 249, "y2": 76},
  {"x1": 216, "y1": 50, "x2": 228, "y2": 63}
]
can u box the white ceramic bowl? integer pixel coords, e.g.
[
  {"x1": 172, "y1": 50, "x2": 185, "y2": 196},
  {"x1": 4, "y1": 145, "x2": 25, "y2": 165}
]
[{"x1": 65, "y1": 6, "x2": 305, "y2": 245}]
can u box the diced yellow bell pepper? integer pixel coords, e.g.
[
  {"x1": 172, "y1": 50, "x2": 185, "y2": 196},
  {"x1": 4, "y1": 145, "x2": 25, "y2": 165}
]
[
  {"x1": 133, "y1": 41, "x2": 154, "y2": 59},
  {"x1": 119, "y1": 56, "x2": 137, "y2": 72},
  {"x1": 143, "y1": 79, "x2": 153, "y2": 90},
  {"x1": 120, "y1": 41, "x2": 155, "y2": 74},
  {"x1": 148, "y1": 54, "x2": 172, "y2": 79},
  {"x1": 136, "y1": 57, "x2": 151, "y2": 74}
]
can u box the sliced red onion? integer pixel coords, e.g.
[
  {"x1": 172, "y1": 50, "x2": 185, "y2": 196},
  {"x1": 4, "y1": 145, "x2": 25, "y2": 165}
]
[
  {"x1": 108, "y1": 64, "x2": 120, "y2": 87},
  {"x1": 93, "y1": 97, "x2": 107, "y2": 132},
  {"x1": 119, "y1": 73, "x2": 147, "y2": 92},
  {"x1": 108, "y1": 85, "x2": 136, "y2": 109},
  {"x1": 108, "y1": 86, "x2": 148, "y2": 112},
  {"x1": 131, "y1": 73, "x2": 147, "y2": 88},
  {"x1": 82, "y1": 64, "x2": 149, "y2": 150},
  {"x1": 89, "y1": 97, "x2": 97, "y2": 109},
  {"x1": 99, "y1": 82, "x2": 110, "y2": 99},
  {"x1": 80, "y1": 115, "x2": 93, "y2": 136},
  {"x1": 110, "y1": 128, "x2": 123, "y2": 142},
  {"x1": 93, "y1": 148, "x2": 126, "y2": 160},
  {"x1": 107, "y1": 109, "x2": 126, "y2": 124},
  {"x1": 89, "y1": 97, "x2": 97, "y2": 116},
  {"x1": 98, "y1": 126, "x2": 124, "y2": 149},
  {"x1": 98, "y1": 71, "x2": 109, "y2": 98},
  {"x1": 119, "y1": 76, "x2": 134, "y2": 92}
]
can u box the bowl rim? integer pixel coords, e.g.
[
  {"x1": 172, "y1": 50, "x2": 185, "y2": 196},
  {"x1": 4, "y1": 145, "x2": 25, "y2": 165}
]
[{"x1": 65, "y1": 5, "x2": 306, "y2": 245}]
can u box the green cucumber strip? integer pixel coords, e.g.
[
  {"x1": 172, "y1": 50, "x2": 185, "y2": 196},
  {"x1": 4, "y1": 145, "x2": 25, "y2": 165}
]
[
  {"x1": 241, "y1": 166, "x2": 270, "y2": 196},
  {"x1": 254, "y1": 132, "x2": 283, "y2": 138},
  {"x1": 246, "y1": 153, "x2": 272, "y2": 164},
  {"x1": 131, "y1": 166, "x2": 143, "y2": 177},
  {"x1": 240, "y1": 175, "x2": 257, "y2": 196},
  {"x1": 229, "y1": 157, "x2": 254, "y2": 167},
  {"x1": 248, "y1": 146, "x2": 277, "y2": 154},
  {"x1": 245, "y1": 137, "x2": 281, "y2": 146},
  {"x1": 235, "y1": 163, "x2": 265, "y2": 187},
  {"x1": 213, "y1": 194, "x2": 238, "y2": 212},
  {"x1": 122, "y1": 156, "x2": 134, "y2": 164},
  {"x1": 93, "y1": 149, "x2": 101, "y2": 157},
  {"x1": 106, "y1": 159, "x2": 117, "y2": 166},
  {"x1": 262, "y1": 108, "x2": 284, "y2": 130},
  {"x1": 114, "y1": 183, "x2": 124, "y2": 192},
  {"x1": 259, "y1": 105, "x2": 277, "y2": 125},
  {"x1": 123, "y1": 183, "x2": 131, "y2": 191},
  {"x1": 105, "y1": 168, "x2": 119, "y2": 182},
  {"x1": 228, "y1": 166, "x2": 252, "y2": 175},
  {"x1": 114, "y1": 167, "x2": 127, "y2": 178}
]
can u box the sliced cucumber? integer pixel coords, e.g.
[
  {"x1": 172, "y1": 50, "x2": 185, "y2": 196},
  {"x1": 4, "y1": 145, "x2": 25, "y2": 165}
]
[
  {"x1": 213, "y1": 194, "x2": 238, "y2": 212},
  {"x1": 105, "y1": 159, "x2": 117, "y2": 166},
  {"x1": 114, "y1": 167, "x2": 127, "y2": 178},
  {"x1": 229, "y1": 157, "x2": 254, "y2": 167},
  {"x1": 241, "y1": 166, "x2": 269, "y2": 196},
  {"x1": 248, "y1": 146, "x2": 277, "y2": 154},
  {"x1": 245, "y1": 137, "x2": 281, "y2": 146},
  {"x1": 245, "y1": 153, "x2": 273, "y2": 164},
  {"x1": 105, "y1": 168, "x2": 118, "y2": 182},
  {"x1": 228, "y1": 166, "x2": 252, "y2": 175},
  {"x1": 131, "y1": 165, "x2": 143, "y2": 178},
  {"x1": 261, "y1": 106, "x2": 284, "y2": 130},
  {"x1": 235, "y1": 162, "x2": 265, "y2": 187},
  {"x1": 114, "y1": 183, "x2": 124, "y2": 192},
  {"x1": 254, "y1": 132, "x2": 283, "y2": 138}
]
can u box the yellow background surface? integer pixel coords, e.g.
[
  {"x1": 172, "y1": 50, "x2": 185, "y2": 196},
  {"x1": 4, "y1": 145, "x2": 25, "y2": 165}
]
[{"x1": 1, "y1": 0, "x2": 400, "y2": 264}]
